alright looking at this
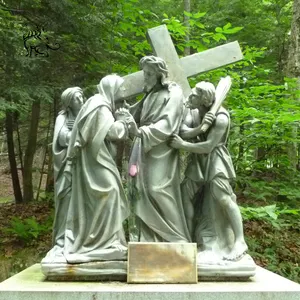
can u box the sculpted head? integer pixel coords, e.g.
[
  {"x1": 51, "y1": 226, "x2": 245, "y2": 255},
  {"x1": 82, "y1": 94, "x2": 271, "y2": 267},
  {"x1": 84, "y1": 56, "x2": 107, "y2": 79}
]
[
  {"x1": 97, "y1": 74, "x2": 125, "y2": 110},
  {"x1": 187, "y1": 81, "x2": 215, "y2": 109},
  {"x1": 61, "y1": 87, "x2": 84, "y2": 116},
  {"x1": 139, "y1": 56, "x2": 169, "y2": 92}
]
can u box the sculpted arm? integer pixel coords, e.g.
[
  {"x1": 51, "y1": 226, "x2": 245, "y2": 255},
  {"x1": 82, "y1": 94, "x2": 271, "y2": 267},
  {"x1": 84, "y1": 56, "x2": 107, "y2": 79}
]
[
  {"x1": 106, "y1": 121, "x2": 128, "y2": 141},
  {"x1": 102, "y1": 106, "x2": 128, "y2": 141},
  {"x1": 171, "y1": 114, "x2": 228, "y2": 154},
  {"x1": 58, "y1": 123, "x2": 72, "y2": 147},
  {"x1": 180, "y1": 110, "x2": 216, "y2": 140},
  {"x1": 179, "y1": 109, "x2": 194, "y2": 139},
  {"x1": 114, "y1": 107, "x2": 141, "y2": 138}
]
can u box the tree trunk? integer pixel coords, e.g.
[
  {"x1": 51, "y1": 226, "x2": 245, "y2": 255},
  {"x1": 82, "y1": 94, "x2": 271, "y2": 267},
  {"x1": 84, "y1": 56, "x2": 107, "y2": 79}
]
[
  {"x1": 23, "y1": 100, "x2": 41, "y2": 202},
  {"x1": 286, "y1": 0, "x2": 300, "y2": 77},
  {"x1": 36, "y1": 107, "x2": 52, "y2": 201},
  {"x1": 46, "y1": 98, "x2": 57, "y2": 193},
  {"x1": 45, "y1": 148, "x2": 54, "y2": 193},
  {"x1": 15, "y1": 115, "x2": 24, "y2": 177},
  {"x1": 184, "y1": 0, "x2": 191, "y2": 56},
  {"x1": 5, "y1": 110, "x2": 23, "y2": 203},
  {"x1": 285, "y1": 0, "x2": 300, "y2": 169}
]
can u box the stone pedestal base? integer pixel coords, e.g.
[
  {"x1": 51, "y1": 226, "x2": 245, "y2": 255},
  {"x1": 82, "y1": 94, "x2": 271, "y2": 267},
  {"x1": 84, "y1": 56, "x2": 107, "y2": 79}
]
[
  {"x1": 41, "y1": 261, "x2": 127, "y2": 281},
  {"x1": 41, "y1": 254, "x2": 256, "y2": 281},
  {"x1": 0, "y1": 264, "x2": 299, "y2": 300},
  {"x1": 197, "y1": 254, "x2": 256, "y2": 280}
]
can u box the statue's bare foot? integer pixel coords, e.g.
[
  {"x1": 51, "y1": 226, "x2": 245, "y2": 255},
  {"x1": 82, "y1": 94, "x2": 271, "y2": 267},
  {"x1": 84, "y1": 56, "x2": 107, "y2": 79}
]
[{"x1": 223, "y1": 241, "x2": 248, "y2": 261}]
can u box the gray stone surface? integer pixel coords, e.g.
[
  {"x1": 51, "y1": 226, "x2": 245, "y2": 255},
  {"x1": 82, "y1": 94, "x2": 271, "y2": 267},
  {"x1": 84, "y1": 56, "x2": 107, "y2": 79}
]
[
  {"x1": 43, "y1": 75, "x2": 130, "y2": 266},
  {"x1": 41, "y1": 252, "x2": 254, "y2": 282},
  {"x1": 121, "y1": 25, "x2": 243, "y2": 99},
  {"x1": 126, "y1": 56, "x2": 192, "y2": 243},
  {"x1": 171, "y1": 79, "x2": 250, "y2": 266},
  {"x1": 127, "y1": 242, "x2": 197, "y2": 283},
  {"x1": 43, "y1": 25, "x2": 245, "y2": 279},
  {"x1": 41, "y1": 261, "x2": 127, "y2": 281},
  {"x1": 0, "y1": 264, "x2": 299, "y2": 300},
  {"x1": 181, "y1": 41, "x2": 243, "y2": 77},
  {"x1": 197, "y1": 254, "x2": 256, "y2": 279},
  {"x1": 52, "y1": 87, "x2": 84, "y2": 252},
  {"x1": 147, "y1": 25, "x2": 191, "y2": 97},
  {"x1": 40, "y1": 253, "x2": 255, "y2": 281}
]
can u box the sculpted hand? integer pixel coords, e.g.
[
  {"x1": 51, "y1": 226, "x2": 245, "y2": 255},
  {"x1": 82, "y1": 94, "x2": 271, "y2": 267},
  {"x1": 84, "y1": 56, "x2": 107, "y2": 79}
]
[
  {"x1": 199, "y1": 112, "x2": 216, "y2": 133},
  {"x1": 123, "y1": 100, "x2": 130, "y2": 109},
  {"x1": 74, "y1": 141, "x2": 81, "y2": 149},
  {"x1": 180, "y1": 127, "x2": 196, "y2": 139},
  {"x1": 67, "y1": 119, "x2": 75, "y2": 130},
  {"x1": 169, "y1": 134, "x2": 185, "y2": 149},
  {"x1": 64, "y1": 140, "x2": 81, "y2": 166},
  {"x1": 128, "y1": 120, "x2": 141, "y2": 137},
  {"x1": 203, "y1": 112, "x2": 216, "y2": 125},
  {"x1": 115, "y1": 108, "x2": 132, "y2": 122}
]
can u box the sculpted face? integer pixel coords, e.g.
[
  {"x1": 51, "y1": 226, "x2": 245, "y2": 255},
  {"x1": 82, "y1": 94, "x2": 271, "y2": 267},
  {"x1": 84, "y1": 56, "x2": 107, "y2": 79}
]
[
  {"x1": 187, "y1": 89, "x2": 214, "y2": 109},
  {"x1": 113, "y1": 82, "x2": 127, "y2": 110},
  {"x1": 186, "y1": 93, "x2": 200, "y2": 109},
  {"x1": 114, "y1": 82, "x2": 126, "y2": 101},
  {"x1": 70, "y1": 92, "x2": 83, "y2": 114},
  {"x1": 200, "y1": 93, "x2": 214, "y2": 108},
  {"x1": 143, "y1": 64, "x2": 159, "y2": 93}
]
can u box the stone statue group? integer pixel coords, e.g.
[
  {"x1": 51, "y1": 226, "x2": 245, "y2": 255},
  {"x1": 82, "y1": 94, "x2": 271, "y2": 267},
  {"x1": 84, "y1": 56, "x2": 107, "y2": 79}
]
[{"x1": 42, "y1": 55, "x2": 249, "y2": 266}]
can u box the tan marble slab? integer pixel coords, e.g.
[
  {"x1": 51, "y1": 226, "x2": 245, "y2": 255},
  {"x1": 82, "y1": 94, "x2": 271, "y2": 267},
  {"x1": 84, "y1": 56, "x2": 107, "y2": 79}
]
[{"x1": 127, "y1": 242, "x2": 197, "y2": 283}]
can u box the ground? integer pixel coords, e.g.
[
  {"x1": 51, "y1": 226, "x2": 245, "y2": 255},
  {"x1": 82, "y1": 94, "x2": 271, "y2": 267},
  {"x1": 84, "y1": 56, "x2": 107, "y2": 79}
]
[
  {"x1": 0, "y1": 163, "x2": 53, "y2": 282},
  {"x1": 0, "y1": 164, "x2": 15, "y2": 203},
  {"x1": 0, "y1": 201, "x2": 53, "y2": 282}
]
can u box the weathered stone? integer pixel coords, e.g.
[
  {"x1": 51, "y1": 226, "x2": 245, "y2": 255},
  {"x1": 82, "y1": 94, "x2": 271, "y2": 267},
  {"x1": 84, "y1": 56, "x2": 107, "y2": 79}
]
[
  {"x1": 197, "y1": 254, "x2": 256, "y2": 280},
  {"x1": 147, "y1": 25, "x2": 191, "y2": 96},
  {"x1": 127, "y1": 242, "x2": 197, "y2": 283},
  {"x1": 1, "y1": 264, "x2": 300, "y2": 300},
  {"x1": 42, "y1": 75, "x2": 130, "y2": 266},
  {"x1": 121, "y1": 25, "x2": 243, "y2": 99},
  {"x1": 40, "y1": 252, "x2": 256, "y2": 282},
  {"x1": 181, "y1": 41, "x2": 243, "y2": 77},
  {"x1": 171, "y1": 78, "x2": 251, "y2": 267},
  {"x1": 41, "y1": 261, "x2": 127, "y2": 281}
]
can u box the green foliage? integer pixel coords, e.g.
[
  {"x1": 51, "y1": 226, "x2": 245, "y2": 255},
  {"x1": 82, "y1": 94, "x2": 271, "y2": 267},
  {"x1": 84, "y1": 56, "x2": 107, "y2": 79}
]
[
  {"x1": 4, "y1": 217, "x2": 52, "y2": 244},
  {"x1": 193, "y1": 0, "x2": 292, "y2": 73},
  {"x1": 240, "y1": 204, "x2": 300, "y2": 229},
  {"x1": 244, "y1": 216, "x2": 300, "y2": 283},
  {"x1": 163, "y1": 12, "x2": 243, "y2": 53},
  {"x1": 37, "y1": 192, "x2": 55, "y2": 203}
]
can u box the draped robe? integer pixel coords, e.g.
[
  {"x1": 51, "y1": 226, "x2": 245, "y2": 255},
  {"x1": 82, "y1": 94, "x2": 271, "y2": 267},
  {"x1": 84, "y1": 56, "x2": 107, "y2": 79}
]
[
  {"x1": 63, "y1": 94, "x2": 129, "y2": 263},
  {"x1": 51, "y1": 111, "x2": 73, "y2": 254},
  {"x1": 130, "y1": 83, "x2": 191, "y2": 243}
]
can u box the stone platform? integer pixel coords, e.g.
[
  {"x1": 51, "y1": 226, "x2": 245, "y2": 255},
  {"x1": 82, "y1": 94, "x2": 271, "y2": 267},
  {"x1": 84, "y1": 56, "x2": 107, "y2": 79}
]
[
  {"x1": 40, "y1": 254, "x2": 256, "y2": 281},
  {"x1": 0, "y1": 264, "x2": 299, "y2": 300}
]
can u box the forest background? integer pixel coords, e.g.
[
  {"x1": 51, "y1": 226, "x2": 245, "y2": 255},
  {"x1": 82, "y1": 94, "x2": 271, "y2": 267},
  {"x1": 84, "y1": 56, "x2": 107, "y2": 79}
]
[{"x1": 0, "y1": 0, "x2": 299, "y2": 283}]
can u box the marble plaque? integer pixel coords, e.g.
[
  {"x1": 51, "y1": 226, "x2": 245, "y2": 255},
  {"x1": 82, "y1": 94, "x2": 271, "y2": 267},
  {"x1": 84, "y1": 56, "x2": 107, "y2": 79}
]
[{"x1": 127, "y1": 242, "x2": 197, "y2": 283}]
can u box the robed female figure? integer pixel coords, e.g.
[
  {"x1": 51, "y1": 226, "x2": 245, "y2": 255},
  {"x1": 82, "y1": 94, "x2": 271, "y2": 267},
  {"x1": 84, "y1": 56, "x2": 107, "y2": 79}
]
[
  {"x1": 63, "y1": 75, "x2": 129, "y2": 263},
  {"x1": 50, "y1": 87, "x2": 84, "y2": 261}
]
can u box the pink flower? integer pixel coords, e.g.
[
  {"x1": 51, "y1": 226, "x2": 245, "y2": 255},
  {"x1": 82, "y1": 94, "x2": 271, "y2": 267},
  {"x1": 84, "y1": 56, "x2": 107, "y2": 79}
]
[{"x1": 129, "y1": 164, "x2": 138, "y2": 177}]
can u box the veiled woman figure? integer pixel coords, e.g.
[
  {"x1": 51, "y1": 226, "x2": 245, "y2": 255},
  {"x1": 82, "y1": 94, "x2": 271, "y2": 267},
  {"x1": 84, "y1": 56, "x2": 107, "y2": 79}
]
[
  {"x1": 47, "y1": 87, "x2": 84, "y2": 262},
  {"x1": 63, "y1": 74, "x2": 130, "y2": 263}
]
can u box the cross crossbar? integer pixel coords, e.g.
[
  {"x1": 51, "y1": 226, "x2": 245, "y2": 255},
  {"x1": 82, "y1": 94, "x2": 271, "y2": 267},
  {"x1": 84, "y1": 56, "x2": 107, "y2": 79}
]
[{"x1": 121, "y1": 25, "x2": 243, "y2": 99}]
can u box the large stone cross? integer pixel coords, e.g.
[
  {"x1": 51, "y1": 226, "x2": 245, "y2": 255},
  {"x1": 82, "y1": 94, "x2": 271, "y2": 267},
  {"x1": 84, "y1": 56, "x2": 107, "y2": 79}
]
[{"x1": 121, "y1": 25, "x2": 243, "y2": 98}]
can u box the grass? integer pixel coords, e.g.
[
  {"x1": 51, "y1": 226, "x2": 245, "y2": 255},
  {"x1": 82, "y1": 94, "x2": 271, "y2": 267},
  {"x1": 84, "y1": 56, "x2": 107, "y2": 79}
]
[{"x1": 0, "y1": 197, "x2": 13, "y2": 204}]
